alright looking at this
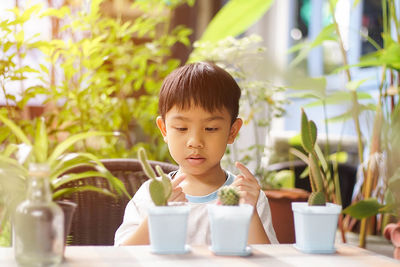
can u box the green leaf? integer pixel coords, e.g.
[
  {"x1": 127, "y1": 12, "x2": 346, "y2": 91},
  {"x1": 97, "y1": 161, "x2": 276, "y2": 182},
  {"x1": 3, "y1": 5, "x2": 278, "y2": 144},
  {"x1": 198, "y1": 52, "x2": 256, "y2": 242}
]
[
  {"x1": 33, "y1": 117, "x2": 48, "y2": 163},
  {"x1": 15, "y1": 66, "x2": 39, "y2": 74},
  {"x1": 274, "y1": 170, "x2": 295, "y2": 188},
  {"x1": 326, "y1": 109, "x2": 354, "y2": 123},
  {"x1": 342, "y1": 198, "x2": 386, "y2": 219},
  {"x1": 199, "y1": 0, "x2": 274, "y2": 42},
  {"x1": 290, "y1": 24, "x2": 336, "y2": 67},
  {"x1": 40, "y1": 6, "x2": 70, "y2": 19},
  {"x1": 52, "y1": 185, "x2": 115, "y2": 200},
  {"x1": 0, "y1": 115, "x2": 31, "y2": 145},
  {"x1": 3, "y1": 144, "x2": 18, "y2": 157},
  {"x1": 15, "y1": 30, "x2": 24, "y2": 44},
  {"x1": 309, "y1": 120, "x2": 317, "y2": 145},
  {"x1": 48, "y1": 132, "x2": 117, "y2": 165},
  {"x1": 0, "y1": 154, "x2": 25, "y2": 171},
  {"x1": 300, "y1": 109, "x2": 316, "y2": 153},
  {"x1": 52, "y1": 171, "x2": 111, "y2": 190},
  {"x1": 328, "y1": 152, "x2": 348, "y2": 163},
  {"x1": 287, "y1": 76, "x2": 326, "y2": 94},
  {"x1": 289, "y1": 147, "x2": 309, "y2": 164},
  {"x1": 346, "y1": 78, "x2": 370, "y2": 91},
  {"x1": 288, "y1": 134, "x2": 302, "y2": 147},
  {"x1": 314, "y1": 143, "x2": 328, "y2": 173}
]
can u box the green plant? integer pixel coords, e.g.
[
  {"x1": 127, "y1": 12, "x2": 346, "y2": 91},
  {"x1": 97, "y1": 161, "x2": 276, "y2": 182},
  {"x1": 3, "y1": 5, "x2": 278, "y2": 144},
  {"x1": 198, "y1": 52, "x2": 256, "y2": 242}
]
[
  {"x1": 292, "y1": 108, "x2": 342, "y2": 206},
  {"x1": 0, "y1": 115, "x2": 129, "y2": 245},
  {"x1": 218, "y1": 186, "x2": 240, "y2": 206},
  {"x1": 259, "y1": 170, "x2": 295, "y2": 190},
  {"x1": 299, "y1": 109, "x2": 327, "y2": 206},
  {"x1": 40, "y1": 0, "x2": 193, "y2": 160},
  {"x1": 0, "y1": 5, "x2": 47, "y2": 125},
  {"x1": 0, "y1": 1, "x2": 193, "y2": 161},
  {"x1": 195, "y1": 0, "x2": 274, "y2": 44},
  {"x1": 137, "y1": 147, "x2": 171, "y2": 206},
  {"x1": 287, "y1": 0, "x2": 400, "y2": 247}
]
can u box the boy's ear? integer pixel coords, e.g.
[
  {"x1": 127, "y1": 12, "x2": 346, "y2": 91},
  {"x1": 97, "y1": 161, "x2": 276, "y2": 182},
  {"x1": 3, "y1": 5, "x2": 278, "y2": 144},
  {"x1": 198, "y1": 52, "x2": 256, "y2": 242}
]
[
  {"x1": 156, "y1": 116, "x2": 168, "y2": 142},
  {"x1": 228, "y1": 118, "x2": 243, "y2": 144}
]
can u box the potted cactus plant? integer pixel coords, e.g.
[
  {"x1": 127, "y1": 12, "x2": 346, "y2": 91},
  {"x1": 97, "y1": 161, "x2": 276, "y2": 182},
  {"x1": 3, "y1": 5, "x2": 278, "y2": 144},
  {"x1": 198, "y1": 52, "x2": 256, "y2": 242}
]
[
  {"x1": 137, "y1": 148, "x2": 190, "y2": 254},
  {"x1": 291, "y1": 109, "x2": 342, "y2": 253},
  {"x1": 207, "y1": 185, "x2": 253, "y2": 256}
]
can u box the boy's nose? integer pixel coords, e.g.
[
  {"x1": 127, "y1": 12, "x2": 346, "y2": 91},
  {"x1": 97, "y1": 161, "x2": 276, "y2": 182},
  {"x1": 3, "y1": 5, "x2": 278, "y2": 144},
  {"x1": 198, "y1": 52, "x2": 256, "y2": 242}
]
[{"x1": 187, "y1": 134, "x2": 204, "y2": 148}]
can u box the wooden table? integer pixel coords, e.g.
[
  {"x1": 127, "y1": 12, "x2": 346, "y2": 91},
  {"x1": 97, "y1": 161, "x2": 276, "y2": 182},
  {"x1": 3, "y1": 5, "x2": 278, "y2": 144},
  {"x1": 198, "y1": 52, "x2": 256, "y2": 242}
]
[{"x1": 0, "y1": 244, "x2": 399, "y2": 266}]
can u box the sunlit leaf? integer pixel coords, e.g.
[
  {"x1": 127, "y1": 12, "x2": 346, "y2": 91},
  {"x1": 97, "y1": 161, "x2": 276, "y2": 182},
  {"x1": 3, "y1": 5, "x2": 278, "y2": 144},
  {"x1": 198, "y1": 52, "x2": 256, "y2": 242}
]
[
  {"x1": 343, "y1": 198, "x2": 386, "y2": 219},
  {"x1": 47, "y1": 132, "x2": 117, "y2": 165},
  {"x1": 346, "y1": 78, "x2": 370, "y2": 91},
  {"x1": 40, "y1": 6, "x2": 70, "y2": 19},
  {"x1": 200, "y1": 0, "x2": 274, "y2": 43},
  {"x1": 328, "y1": 151, "x2": 348, "y2": 163},
  {"x1": 0, "y1": 115, "x2": 31, "y2": 145},
  {"x1": 52, "y1": 185, "x2": 115, "y2": 200},
  {"x1": 33, "y1": 117, "x2": 48, "y2": 163}
]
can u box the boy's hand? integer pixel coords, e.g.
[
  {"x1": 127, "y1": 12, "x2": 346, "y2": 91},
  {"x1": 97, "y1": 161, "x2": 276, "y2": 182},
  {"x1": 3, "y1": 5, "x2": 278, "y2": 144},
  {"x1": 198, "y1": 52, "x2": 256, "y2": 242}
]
[
  {"x1": 168, "y1": 173, "x2": 187, "y2": 202},
  {"x1": 232, "y1": 162, "x2": 260, "y2": 208}
]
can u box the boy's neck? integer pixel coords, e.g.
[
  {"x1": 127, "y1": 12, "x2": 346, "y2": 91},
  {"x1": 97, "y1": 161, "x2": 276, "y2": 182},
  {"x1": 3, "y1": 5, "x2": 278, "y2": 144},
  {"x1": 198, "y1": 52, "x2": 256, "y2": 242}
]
[{"x1": 177, "y1": 166, "x2": 227, "y2": 197}]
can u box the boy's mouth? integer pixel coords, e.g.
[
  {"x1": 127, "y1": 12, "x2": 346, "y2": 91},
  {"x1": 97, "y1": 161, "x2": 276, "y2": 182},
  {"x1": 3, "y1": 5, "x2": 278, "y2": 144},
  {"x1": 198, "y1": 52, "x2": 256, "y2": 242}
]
[
  {"x1": 187, "y1": 156, "x2": 204, "y2": 159},
  {"x1": 186, "y1": 155, "x2": 205, "y2": 164}
]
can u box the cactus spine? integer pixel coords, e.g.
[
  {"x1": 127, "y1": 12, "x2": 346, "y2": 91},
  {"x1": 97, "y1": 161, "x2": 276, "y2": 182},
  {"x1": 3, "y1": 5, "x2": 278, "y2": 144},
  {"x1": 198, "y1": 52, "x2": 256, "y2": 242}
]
[
  {"x1": 138, "y1": 148, "x2": 172, "y2": 206},
  {"x1": 218, "y1": 186, "x2": 240, "y2": 206},
  {"x1": 300, "y1": 108, "x2": 326, "y2": 206}
]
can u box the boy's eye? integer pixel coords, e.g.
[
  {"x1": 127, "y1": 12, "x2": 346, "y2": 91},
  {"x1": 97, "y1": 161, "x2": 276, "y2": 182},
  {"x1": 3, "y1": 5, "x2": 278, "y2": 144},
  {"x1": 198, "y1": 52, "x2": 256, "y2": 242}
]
[
  {"x1": 174, "y1": 127, "x2": 187, "y2": 131},
  {"x1": 205, "y1": 127, "x2": 218, "y2": 132}
]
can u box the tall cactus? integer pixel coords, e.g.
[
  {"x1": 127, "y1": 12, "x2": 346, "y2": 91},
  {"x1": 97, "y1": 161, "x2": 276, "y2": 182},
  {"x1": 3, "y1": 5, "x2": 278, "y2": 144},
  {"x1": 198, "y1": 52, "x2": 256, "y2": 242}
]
[
  {"x1": 138, "y1": 148, "x2": 172, "y2": 206},
  {"x1": 300, "y1": 108, "x2": 326, "y2": 206}
]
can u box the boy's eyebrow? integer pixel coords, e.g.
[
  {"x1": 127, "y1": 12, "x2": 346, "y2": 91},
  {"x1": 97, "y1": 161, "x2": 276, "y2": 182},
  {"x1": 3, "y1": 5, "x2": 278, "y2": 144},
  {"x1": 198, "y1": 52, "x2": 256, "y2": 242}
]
[
  {"x1": 204, "y1": 116, "x2": 225, "y2": 121},
  {"x1": 170, "y1": 115, "x2": 225, "y2": 122}
]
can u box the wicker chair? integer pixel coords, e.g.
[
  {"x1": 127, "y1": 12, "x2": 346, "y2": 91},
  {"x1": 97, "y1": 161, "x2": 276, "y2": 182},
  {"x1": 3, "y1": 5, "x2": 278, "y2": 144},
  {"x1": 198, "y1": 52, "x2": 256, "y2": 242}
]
[{"x1": 58, "y1": 158, "x2": 178, "y2": 246}]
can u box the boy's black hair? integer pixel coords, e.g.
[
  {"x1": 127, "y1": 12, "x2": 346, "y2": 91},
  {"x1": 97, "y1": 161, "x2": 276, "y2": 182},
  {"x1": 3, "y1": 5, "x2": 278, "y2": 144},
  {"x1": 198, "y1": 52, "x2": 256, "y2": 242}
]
[{"x1": 158, "y1": 62, "x2": 241, "y2": 124}]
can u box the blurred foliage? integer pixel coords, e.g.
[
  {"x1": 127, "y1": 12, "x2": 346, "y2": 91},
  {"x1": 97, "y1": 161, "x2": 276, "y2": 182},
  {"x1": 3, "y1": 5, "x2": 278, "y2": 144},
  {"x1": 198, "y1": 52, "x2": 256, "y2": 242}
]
[
  {"x1": 0, "y1": 0, "x2": 192, "y2": 161},
  {"x1": 190, "y1": 35, "x2": 288, "y2": 176},
  {"x1": 0, "y1": 115, "x2": 129, "y2": 246},
  {"x1": 287, "y1": 0, "x2": 400, "y2": 245},
  {"x1": 198, "y1": 0, "x2": 274, "y2": 43},
  {"x1": 260, "y1": 170, "x2": 295, "y2": 190}
]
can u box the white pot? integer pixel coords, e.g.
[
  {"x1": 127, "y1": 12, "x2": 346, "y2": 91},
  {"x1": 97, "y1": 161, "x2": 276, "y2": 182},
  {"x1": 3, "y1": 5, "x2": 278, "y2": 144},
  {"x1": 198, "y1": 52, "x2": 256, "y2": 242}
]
[
  {"x1": 148, "y1": 203, "x2": 190, "y2": 254},
  {"x1": 207, "y1": 204, "x2": 253, "y2": 255},
  {"x1": 292, "y1": 202, "x2": 342, "y2": 253}
]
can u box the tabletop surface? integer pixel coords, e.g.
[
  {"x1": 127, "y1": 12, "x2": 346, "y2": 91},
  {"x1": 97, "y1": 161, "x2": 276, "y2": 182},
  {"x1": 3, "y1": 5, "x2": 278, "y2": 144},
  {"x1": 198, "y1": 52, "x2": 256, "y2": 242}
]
[{"x1": 1, "y1": 244, "x2": 399, "y2": 267}]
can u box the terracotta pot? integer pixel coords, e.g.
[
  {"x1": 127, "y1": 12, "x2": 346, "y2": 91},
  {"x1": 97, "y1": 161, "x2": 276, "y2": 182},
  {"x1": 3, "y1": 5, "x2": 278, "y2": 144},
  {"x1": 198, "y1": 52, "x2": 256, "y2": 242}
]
[
  {"x1": 384, "y1": 223, "x2": 398, "y2": 241},
  {"x1": 394, "y1": 247, "x2": 400, "y2": 260},
  {"x1": 264, "y1": 188, "x2": 310, "y2": 244},
  {"x1": 390, "y1": 225, "x2": 400, "y2": 248}
]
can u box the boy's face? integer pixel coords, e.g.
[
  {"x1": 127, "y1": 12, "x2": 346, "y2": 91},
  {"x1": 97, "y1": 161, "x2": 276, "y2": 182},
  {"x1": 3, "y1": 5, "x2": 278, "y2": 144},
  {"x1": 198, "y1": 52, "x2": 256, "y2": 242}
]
[{"x1": 156, "y1": 105, "x2": 242, "y2": 177}]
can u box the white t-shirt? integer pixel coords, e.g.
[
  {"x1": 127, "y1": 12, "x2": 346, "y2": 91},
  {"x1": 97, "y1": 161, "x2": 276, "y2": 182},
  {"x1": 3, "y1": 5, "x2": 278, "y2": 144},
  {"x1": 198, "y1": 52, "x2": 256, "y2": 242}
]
[{"x1": 114, "y1": 171, "x2": 279, "y2": 246}]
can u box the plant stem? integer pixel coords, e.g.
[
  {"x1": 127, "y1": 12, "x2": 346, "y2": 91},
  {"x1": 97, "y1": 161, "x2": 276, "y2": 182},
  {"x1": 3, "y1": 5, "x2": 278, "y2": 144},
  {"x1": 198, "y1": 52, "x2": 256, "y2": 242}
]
[
  {"x1": 328, "y1": 1, "x2": 365, "y2": 170},
  {"x1": 246, "y1": 93, "x2": 262, "y2": 171},
  {"x1": 0, "y1": 79, "x2": 14, "y2": 119}
]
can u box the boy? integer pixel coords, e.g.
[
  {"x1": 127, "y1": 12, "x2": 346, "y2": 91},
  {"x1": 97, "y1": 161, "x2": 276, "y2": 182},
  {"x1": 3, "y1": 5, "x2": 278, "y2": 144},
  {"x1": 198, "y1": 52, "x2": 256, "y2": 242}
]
[{"x1": 115, "y1": 62, "x2": 278, "y2": 245}]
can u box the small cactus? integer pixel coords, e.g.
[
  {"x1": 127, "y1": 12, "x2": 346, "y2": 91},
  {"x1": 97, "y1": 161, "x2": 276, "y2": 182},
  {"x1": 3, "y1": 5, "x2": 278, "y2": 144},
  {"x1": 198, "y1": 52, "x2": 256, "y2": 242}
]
[
  {"x1": 138, "y1": 147, "x2": 172, "y2": 206},
  {"x1": 300, "y1": 109, "x2": 326, "y2": 206},
  {"x1": 218, "y1": 186, "x2": 240, "y2": 206}
]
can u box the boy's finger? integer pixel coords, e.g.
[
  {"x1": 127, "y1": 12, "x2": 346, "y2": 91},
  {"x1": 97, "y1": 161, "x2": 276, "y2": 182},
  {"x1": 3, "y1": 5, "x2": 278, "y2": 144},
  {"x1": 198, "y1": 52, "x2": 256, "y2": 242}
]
[
  {"x1": 171, "y1": 173, "x2": 186, "y2": 187},
  {"x1": 235, "y1": 162, "x2": 255, "y2": 180}
]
